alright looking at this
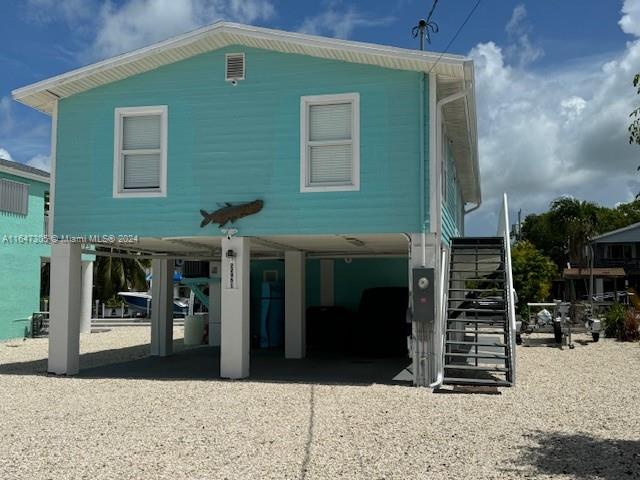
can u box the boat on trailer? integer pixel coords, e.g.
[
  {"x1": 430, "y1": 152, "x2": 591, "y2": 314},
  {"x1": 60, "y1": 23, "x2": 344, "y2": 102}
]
[{"x1": 117, "y1": 291, "x2": 189, "y2": 317}]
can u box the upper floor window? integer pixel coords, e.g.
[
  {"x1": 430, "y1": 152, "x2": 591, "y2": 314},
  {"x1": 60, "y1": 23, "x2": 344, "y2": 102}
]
[
  {"x1": 0, "y1": 178, "x2": 29, "y2": 215},
  {"x1": 300, "y1": 93, "x2": 360, "y2": 192},
  {"x1": 113, "y1": 106, "x2": 167, "y2": 198}
]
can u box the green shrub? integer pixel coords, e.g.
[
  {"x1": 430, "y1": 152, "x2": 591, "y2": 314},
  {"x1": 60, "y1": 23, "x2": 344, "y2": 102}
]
[
  {"x1": 623, "y1": 310, "x2": 640, "y2": 342},
  {"x1": 603, "y1": 304, "x2": 640, "y2": 341}
]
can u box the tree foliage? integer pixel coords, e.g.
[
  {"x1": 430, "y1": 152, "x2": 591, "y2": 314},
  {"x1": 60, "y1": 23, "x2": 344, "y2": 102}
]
[
  {"x1": 94, "y1": 248, "x2": 150, "y2": 302},
  {"x1": 511, "y1": 240, "x2": 557, "y2": 315},
  {"x1": 630, "y1": 74, "x2": 640, "y2": 146},
  {"x1": 521, "y1": 197, "x2": 640, "y2": 269}
]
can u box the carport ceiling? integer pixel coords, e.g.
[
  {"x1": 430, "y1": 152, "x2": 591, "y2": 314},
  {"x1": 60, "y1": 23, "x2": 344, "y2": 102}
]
[{"x1": 97, "y1": 234, "x2": 410, "y2": 258}]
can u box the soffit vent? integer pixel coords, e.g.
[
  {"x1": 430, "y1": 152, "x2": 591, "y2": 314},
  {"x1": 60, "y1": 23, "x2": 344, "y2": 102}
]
[{"x1": 225, "y1": 53, "x2": 245, "y2": 81}]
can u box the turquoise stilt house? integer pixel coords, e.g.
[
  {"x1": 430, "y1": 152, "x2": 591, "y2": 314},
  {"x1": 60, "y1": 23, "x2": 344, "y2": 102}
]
[
  {"x1": 0, "y1": 158, "x2": 49, "y2": 340},
  {"x1": 13, "y1": 23, "x2": 516, "y2": 388}
]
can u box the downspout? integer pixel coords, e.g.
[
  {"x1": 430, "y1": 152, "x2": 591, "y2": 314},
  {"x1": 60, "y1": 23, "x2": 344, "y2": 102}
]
[
  {"x1": 427, "y1": 85, "x2": 472, "y2": 390},
  {"x1": 465, "y1": 202, "x2": 481, "y2": 215},
  {"x1": 419, "y1": 73, "x2": 427, "y2": 267}
]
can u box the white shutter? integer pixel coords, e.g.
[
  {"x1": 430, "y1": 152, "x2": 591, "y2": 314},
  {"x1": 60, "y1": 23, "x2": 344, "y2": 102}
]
[
  {"x1": 309, "y1": 103, "x2": 352, "y2": 141},
  {"x1": 123, "y1": 115, "x2": 161, "y2": 150},
  {"x1": 123, "y1": 154, "x2": 161, "y2": 189},
  {"x1": 0, "y1": 179, "x2": 29, "y2": 215},
  {"x1": 309, "y1": 144, "x2": 353, "y2": 184}
]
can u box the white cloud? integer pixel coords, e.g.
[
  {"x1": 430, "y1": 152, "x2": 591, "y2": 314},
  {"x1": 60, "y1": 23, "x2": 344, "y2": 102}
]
[
  {"x1": 466, "y1": 3, "x2": 640, "y2": 234},
  {"x1": 620, "y1": 0, "x2": 640, "y2": 36},
  {"x1": 0, "y1": 96, "x2": 13, "y2": 132},
  {"x1": 25, "y1": 0, "x2": 96, "y2": 25},
  {"x1": 26, "y1": 154, "x2": 51, "y2": 172},
  {"x1": 27, "y1": 0, "x2": 276, "y2": 61},
  {"x1": 504, "y1": 4, "x2": 543, "y2": 67},
  {"x1": 298, "y1": 2, "x2": 393, "y2": 39},
  {"x1": 0, "y1": 148, "x2": 14, "y2": 161},
  {"x1": 89, "y1": 0, "x2": 275, "y2": 60}
]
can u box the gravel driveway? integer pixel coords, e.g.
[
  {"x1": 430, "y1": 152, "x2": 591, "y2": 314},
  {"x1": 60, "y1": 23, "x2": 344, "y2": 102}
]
[{"x1": 0, "y1": 327, "x2": 638, "y2": 479}]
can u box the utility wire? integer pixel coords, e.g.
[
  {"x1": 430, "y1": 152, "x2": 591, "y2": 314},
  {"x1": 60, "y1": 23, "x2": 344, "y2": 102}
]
[{"x1": 427, "y1": 0, "x2": 482, "y2": 74}]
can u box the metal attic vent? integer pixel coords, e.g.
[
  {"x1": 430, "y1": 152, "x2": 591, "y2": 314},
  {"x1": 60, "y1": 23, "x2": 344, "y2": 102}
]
[{"x1": 225, "y1": 53, "x2": 245, "y2": 81}]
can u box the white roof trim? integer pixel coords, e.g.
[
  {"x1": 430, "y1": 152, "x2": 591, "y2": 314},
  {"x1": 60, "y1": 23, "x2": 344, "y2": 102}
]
[
  {"x1": 0, "y1": 164, "x2": 50, "y2": 184},
  {"x1": 12, "y1": 21, "x2": 467, "y2": 114},
  {"x1": 592, "y1": 221, "x2": 640, "y2": 242}
]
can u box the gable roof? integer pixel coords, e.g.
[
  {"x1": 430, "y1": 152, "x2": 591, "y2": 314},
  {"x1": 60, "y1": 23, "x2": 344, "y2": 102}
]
[
  {"x1": 592, "y1": 221, "x2": 640, "y2": 243},
  {"x1": 12, "y1": 21, "x2": 479, "y2": 203},
  {"x1": 12, "y1": 22, "x2": 470, "y2": 114},
  {"x1": 0, "y1": 158, "x2": 50, "y2": 183}
]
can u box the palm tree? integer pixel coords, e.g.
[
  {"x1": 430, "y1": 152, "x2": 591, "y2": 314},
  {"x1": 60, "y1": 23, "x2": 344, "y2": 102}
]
[
  {"x1": 549, "y1": 197, "x2": 599, "y2": 266},
  {"x1": 94, "y1": 248, "x2": 150, "y2": 302}
]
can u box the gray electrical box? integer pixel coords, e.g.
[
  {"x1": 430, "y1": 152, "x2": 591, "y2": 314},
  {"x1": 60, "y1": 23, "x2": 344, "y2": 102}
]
[{"x1": 412, "y1": 267, "x2": 435, "y2": 322}]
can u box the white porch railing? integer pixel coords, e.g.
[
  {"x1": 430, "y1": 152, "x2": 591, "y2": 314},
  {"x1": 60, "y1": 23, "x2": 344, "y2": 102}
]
[{"x1": 497, "y1": 193, "x2": 517, "y2": 385}]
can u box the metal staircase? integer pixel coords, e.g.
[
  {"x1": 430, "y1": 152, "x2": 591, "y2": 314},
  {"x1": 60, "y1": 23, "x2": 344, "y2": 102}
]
[{"x1": 442, "y1": 237, "x2": 515, "y2": 387}]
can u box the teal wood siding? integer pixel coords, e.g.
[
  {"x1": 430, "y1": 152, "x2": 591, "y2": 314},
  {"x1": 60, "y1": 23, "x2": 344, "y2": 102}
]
[
  {"x1": 0, "y1": 173, "x2": 48, "y2": 340},
  {"x1": 55, "y1": 46, "x2": 428, "y2": 237},
  {"x1": 441, "y1": 142, "x2": 464, "y2": 244}
]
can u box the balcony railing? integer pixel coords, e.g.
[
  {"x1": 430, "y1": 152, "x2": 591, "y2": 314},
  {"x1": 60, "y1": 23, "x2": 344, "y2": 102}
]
[{"x1": 595, "y1": 258, "x2": 640, "y2": 270}]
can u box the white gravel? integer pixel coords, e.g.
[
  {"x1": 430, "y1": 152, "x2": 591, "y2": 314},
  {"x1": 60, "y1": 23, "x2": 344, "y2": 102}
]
[{"x1": 0, "y1": 328, "x2": 639, "y2": 479}]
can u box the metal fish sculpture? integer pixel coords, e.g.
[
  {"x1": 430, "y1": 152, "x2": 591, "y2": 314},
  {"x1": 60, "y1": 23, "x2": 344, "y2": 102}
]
[{"x1": 200, "y1": 199, "x2": 264, "y2": 228}]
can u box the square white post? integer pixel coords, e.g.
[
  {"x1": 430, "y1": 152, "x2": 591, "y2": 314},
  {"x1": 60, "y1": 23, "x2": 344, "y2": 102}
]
[
  {"x1": 151, "y1": 259, "x2": 173, "y2": 357},
  {"x1": 285, "y1": 251, "x2": 306, "y2": 359},
  {"x1": 48, "y1": 242, "x2": 82, "y2": 375},
  {"x1": 220, "y1": 236, "x2": 250, "y2": 379},
  {"x1": 209, "y1": 261, "x2": 222, "y2": 347},
  {"x1": 80, "y1": 260, "x2": 94, "y2": 334}
]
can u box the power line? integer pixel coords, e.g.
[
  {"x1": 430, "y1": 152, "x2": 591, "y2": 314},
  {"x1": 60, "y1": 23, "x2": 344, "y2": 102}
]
[{"x1": 427, "y1": 0, "x2": 482, "y2": 74}]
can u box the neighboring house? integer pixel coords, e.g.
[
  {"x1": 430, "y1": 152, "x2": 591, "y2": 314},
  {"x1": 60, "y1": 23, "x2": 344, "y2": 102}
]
[
  {"x1": 0, "y1": 158, "x2": 49, "y2": 340},
  {"x1": 592, "y1": 222, "x2": 640, "y2": 293},
  {"x1": 12, "y1": 23, "x2": 516, "y2": 388}
]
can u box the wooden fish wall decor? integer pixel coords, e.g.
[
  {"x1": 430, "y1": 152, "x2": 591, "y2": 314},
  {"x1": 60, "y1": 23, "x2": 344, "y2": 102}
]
[{"x1": 200, "y1": 199, "x2": 264, "y2": 228}]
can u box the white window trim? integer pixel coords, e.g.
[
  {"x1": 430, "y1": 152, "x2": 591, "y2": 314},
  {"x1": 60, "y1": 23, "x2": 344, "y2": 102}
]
[
  {"x1": 113, "y1": 105, "x2": 168, "y2": 198},
  {"x1": 300, "y1": 93, "x2": 360, "y2": 193}
]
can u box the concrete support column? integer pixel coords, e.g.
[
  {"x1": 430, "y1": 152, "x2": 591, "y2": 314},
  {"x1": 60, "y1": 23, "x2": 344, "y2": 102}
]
[
  {"x1": 48, "y1": 242, "x2": 82, "y2": 375},
  {"x1": 80, "y1": 261, "x2": 94, "y2": 334},
  {"x1": 595, "y1": 278, "x2": 604, "y2": 299},
  {"x1": 220, "y1": 236, "x2": 250, "y2": 379},
  {"x1": 150, "y1": 259, "x2": 173, "y2": 357},
  {"x1": 209, "y1": 261, "x2": 222, "y2": 347},
  {"x1": 319, "y1": 259, "x2": 334, "y2": 306},
  {"x1": 285, "y1": 251, "x2": 306, "y2": 359}
]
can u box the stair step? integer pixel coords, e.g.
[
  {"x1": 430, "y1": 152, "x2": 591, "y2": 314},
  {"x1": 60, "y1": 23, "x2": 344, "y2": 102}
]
[
  {"x1": 447, "y1": 298, "x2": 505, "y2": 303},
  {"x1": 445, "y1": 352, "x2": 508, "y2": 359},
  {"x1": 448, "y1": 318, "x2": 506, "y2": 324},
  {"x1": 448, "y1": 288, "x2": 501, "y2": 293},
  {"x1": 446, "y1": 340, "x2": 508, "y2": 348},
  {"x1": 451, "y1": 251, "x2": 503, "y2": 255},
  {"x1": 450, "y1": 278, "x2": 505, "y2": 283},
  {"x1": 444, "y1": 364, "x2": 509, "y2": 372},
  {"x1": 443, "y1": 377, "x2": 512, "y2": 387},
  {"x1": 449, "y1": 269, "x2": 505, "y2": 274},
  {"x1": 446, "y1": 328, "x2": 506, "y2": 335},
  {"x1": 448, "y1": 307, "x2": 506, "y2": 314}
]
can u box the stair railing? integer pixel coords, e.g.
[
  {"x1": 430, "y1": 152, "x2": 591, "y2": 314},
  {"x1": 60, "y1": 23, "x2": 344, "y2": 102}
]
[
  {"x1": 497, "y1": 193, "x2": 517, "y2": 385},
  {"x1": 429, "y1": 247, "x2": 449, "y2": 388}
]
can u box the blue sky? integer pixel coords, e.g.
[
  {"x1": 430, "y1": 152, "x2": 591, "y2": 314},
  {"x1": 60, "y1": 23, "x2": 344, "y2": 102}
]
[{"x1": 1, "y1": 0, "x2": 639, "y2": 234}]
